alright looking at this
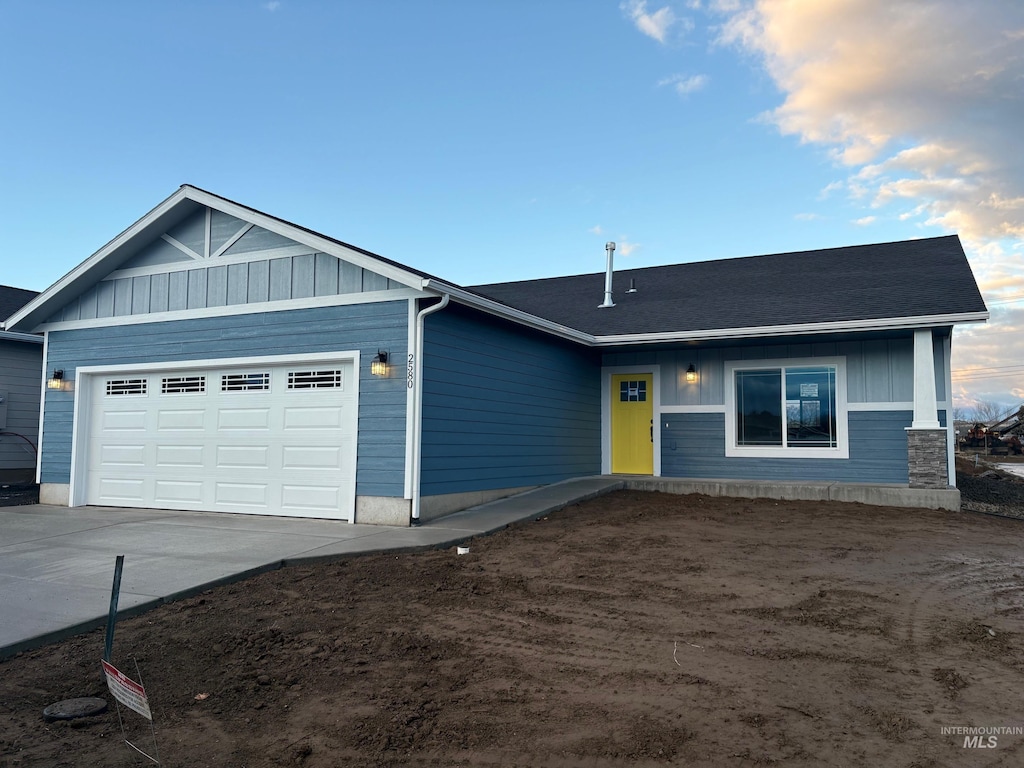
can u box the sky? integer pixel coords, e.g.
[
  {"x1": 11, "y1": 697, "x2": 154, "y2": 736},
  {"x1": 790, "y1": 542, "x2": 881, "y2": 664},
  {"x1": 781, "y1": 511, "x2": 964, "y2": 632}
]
[{"x1": 1, "y1": 0, "x2": 1022, "y2": 413}]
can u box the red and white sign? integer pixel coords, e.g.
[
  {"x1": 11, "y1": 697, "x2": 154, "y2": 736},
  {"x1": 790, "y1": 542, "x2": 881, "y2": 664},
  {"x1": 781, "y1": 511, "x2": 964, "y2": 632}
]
[{"x1": 101, "y1": 660, "x2": 152, "y2": 720}]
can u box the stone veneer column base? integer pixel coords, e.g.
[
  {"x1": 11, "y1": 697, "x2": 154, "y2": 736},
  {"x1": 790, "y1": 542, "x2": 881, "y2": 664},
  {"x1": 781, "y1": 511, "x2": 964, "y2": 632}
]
[{"x1": 907, "y1": 428, "x2": 949, "y2": 489}]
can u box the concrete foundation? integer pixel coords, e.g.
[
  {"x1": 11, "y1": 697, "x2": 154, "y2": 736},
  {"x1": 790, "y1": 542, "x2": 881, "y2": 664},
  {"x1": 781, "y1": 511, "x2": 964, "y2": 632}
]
[
  {"x1": 39, "y1": 483, "x2": 70, "y2": 506},
  {"x1": 354, "y1": 496, "x2": 412, "y2": 526},
  {"x1": 418, "y1": 485, "x2": 538, "y2": 522},
  {"x1": 619, "y1": 477, "x2": 960, "y2": 512}
]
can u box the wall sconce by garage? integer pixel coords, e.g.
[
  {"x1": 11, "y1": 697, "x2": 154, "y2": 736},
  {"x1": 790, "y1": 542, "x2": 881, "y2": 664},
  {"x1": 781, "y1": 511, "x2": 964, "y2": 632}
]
[
  {"x1": 685, "y1": 363, "x2": 697, "y2": 383},
  {"x1": 47, "y1": 369, "x2": 65, "y2": 390},
  {"x1": 370, "y1": 350, "x2": 389, "y2": 377}
]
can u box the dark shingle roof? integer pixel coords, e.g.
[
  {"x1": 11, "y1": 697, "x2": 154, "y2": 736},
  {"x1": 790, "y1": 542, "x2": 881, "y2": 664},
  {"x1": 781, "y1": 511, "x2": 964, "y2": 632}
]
[
  {"x1": 0, "y1": 285, "x2": 39, "y2": 324},
  {"x1": 468, "y1": 236, "x2": 987, "y2": 337}
]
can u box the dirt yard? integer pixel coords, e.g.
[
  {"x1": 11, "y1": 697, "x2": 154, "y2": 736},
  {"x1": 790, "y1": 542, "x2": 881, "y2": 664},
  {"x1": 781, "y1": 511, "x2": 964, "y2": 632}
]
[{"x1": 4, "y1": 489, "x2": 1024, "y2": 767}]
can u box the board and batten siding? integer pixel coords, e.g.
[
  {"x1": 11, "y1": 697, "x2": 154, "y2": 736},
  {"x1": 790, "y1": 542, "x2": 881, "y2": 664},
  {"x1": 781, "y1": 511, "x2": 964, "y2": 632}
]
[
  {"x1": 420, "y1": 305, "x2": 601, "y2": 496},
  {"x1": 0, "y1": 339, "x2": 43, "y2": 479},
  {"x1": 53, "y1": 252, "x2": 404, "y2": 323},
  {"x1": 41, "y1": 302, "x2": 409, "y2": 497}
]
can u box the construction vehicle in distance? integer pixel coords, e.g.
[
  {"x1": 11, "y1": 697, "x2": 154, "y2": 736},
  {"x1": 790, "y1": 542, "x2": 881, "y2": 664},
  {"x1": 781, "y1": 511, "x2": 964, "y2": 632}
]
[{"x1": 959, "y1": 405, "x2": 1024, "y2": 456}]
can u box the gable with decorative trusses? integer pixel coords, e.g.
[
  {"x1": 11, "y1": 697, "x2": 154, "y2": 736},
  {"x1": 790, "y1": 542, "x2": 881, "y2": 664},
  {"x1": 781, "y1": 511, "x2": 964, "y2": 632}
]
[{"x1": 47, "y1": 206, "x2": 407, "y2": 325}]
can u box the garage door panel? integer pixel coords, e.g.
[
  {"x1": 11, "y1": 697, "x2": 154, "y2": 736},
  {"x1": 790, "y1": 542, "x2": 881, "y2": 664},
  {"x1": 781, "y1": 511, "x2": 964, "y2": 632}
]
[
  {"x1": 103, "y1": 410, "x2": 148, "y2": 431},
  {"x1": 158, "y1": 409, "x2": 207, "y2": 431},
  {"x1": 154, "y1": 479, "x2": 204, "y2": 504},
  {"x1": 282, "y1": 406, "x2": 346, "y2": 429},
  {"x1": 281, "y1": 446, "x2": 343, "y2": 470},
  {"x1": 100, "y1": 444, "x2": 147, "y2": 467},
  {"x1": 281, "y1": 484, "x2": 343, "y2": 511},
  {"x1": 84, "y1": 359, "x2": 357, "y2": 521},
  {"x1": 216, "y1": 445, "x2": 270, "y2": 469},
  {"x1": 215, "y1": 482, "x2": 269, "y2": 507},
  {"x1": 97, "y1": 477, "x2": 146, "y2": 503},
  {"x1": 218, "y1": 408, "x2": 271, "y2": 430},
  {"x1": 156, "y1": 444, "x2": 204, "y2": 467}
]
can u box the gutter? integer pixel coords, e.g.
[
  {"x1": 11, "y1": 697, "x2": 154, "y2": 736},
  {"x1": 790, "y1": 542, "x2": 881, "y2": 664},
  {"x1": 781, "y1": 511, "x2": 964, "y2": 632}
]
[
  {"x1": 410, "y1": 294, "x2": 450, "y2": 523},
  {"x1": 0, "y1": 330, "x2": 44, "y2": 344}
]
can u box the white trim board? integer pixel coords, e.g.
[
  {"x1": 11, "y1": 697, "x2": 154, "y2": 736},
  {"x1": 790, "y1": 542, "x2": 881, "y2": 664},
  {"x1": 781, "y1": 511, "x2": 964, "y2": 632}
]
[
  {"x1": 660, "y1": 404, "x2": 726, "y2": 414},
  {"x1": 35, "y1": 287, "x2": 425, "y2": 332}
]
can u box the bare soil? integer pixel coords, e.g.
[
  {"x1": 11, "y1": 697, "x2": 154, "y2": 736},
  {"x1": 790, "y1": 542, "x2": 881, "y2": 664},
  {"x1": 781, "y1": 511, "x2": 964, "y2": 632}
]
[{"x1": 4, "y1": 490, "x2": 1024, "y2": 767}]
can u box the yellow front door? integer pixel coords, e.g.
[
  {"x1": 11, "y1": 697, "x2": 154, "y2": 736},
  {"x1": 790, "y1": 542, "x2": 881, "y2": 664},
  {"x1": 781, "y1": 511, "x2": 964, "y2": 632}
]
[{"x1": 611, "y1": 373, "x2": 653, "y2": 474}]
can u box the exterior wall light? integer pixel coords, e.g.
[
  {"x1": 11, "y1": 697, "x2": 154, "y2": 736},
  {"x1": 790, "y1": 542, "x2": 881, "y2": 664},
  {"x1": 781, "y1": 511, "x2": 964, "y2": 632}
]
[
  {"x1": 47, "y1": 369, "x2": 65, "y2": 390},
  {"x1": 370, "y1": 351, "x2": 389, "y2": 377},
  {"x1": 685, "y1": 363, "x2": 697, "y2": 383}
]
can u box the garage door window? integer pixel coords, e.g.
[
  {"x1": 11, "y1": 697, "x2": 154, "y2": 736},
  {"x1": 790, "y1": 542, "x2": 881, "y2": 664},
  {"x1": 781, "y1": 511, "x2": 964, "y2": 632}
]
[
  {"x1": 288, "y1": 369, "x2": 343, "y2": 389},
  {"x1": 222, "y1": 372, "x2": 271, "y2": 392},
  {"x1": 106, "y1": 379, "x2": 147, "y2": 396},
  {"x1": 161, "y1": 376, "x2": 206, "y2": 394}
]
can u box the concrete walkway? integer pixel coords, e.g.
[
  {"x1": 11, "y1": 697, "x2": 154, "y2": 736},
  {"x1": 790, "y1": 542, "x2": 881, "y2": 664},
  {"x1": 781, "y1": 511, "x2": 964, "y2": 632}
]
[{"x1": 0, "y1": 476, "x2": 623, "y2": 659}]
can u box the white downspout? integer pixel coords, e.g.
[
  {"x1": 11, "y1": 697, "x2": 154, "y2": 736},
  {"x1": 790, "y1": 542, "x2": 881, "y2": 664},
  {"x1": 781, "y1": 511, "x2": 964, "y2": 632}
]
[{"x1": 411, "y1": 294, "x2": 450, "y2": 523}]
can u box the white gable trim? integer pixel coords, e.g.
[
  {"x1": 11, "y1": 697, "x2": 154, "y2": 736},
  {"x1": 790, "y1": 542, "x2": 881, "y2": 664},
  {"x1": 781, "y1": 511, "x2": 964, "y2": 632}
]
[
  {"x1": 35, "y1": 287, "x2": 425, "y2": 332},
  {"x1": 104, "y1": 244, "x2": 318, "y2": 280},
  {"x1": 180, "y1": 187, "x2": 427, "y2": 290},
  {"x1": 6, "y1": 186, "x2": 433, "y2": 333},
  {"x1": 161, "y1": 234, "x2": 204, "y2": 260}
]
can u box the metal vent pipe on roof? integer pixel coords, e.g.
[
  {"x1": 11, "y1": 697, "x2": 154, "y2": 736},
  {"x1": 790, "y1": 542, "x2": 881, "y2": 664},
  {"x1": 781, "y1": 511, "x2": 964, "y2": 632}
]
[{"x1": 600, "y1": 241, "x2": 616, "y2": 308}]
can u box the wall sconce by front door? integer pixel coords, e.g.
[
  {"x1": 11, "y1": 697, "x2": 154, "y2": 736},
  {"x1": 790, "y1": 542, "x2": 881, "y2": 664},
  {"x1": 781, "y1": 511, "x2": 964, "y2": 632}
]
[
  {"x1": 370, "y1": 351, "x2": 389, "y2": 377},
  {"x1": 685, "y1": 363, "x2": 697, "y2": 383},
  {"x1": 47, "y1": 369, "x2": 65, "y2": 390}
]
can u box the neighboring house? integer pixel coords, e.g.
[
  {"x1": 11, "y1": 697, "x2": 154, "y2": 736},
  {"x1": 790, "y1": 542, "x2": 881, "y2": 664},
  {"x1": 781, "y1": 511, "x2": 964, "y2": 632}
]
[
  {"x1": 0, "y1": 286, "x2": 43, "y2": 484},
  {"x1": 3, "y1": 186, "x2": 988, "y2": 524}
]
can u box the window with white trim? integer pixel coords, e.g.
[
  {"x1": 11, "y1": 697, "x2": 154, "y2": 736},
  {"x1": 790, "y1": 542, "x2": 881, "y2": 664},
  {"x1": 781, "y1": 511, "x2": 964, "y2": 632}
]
[{"x1": 725, "y1": 358, "x2": 848, "y2": 459}]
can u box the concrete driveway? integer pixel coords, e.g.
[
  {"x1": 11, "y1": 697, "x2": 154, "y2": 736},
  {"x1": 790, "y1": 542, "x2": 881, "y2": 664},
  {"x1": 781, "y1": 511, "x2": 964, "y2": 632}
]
[{"x1": 0, "y1": 477, "x2": 623, "y2": 658}]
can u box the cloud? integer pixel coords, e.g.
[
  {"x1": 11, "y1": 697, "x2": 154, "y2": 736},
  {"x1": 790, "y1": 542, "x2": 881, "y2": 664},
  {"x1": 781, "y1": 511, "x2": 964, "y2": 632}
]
[
  {"x1": 658, "y1": 73, "x2": 710, "y2": 96},
  {"x1": 714, "y1": 0, "x2": 1024, "y2": 248},
  {"x1": 589, "y1": 225, "x2": 604, "y2": 235},
  {"x1": 794, "y1": 212, "x2": 820, "y2": 221},
  {"x1": 618, "y1": 239, "x2": 641, "y2": 256},
  {"x1": 713, "y1": 0, "x2": 1024, "y2": 406},
  {"x1": 263, "y1": 1, "x2": 281, "y2": 10},
  {"x1": 853, "y1": 216, "x2": 876, "y2": 226},
  {"x1": 621, "y1": 0, "x2": 682, "y2": 43}
]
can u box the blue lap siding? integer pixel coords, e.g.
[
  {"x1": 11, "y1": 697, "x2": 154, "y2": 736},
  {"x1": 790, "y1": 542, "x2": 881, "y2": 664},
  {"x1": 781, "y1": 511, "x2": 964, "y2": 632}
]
[
  {"x1": 661, "y1": 410, "x2": 947, "y2": 484},
  {"x1": 420, "y1": 305, "x2": 601, "y2": 496},
  {"x1": 41, "y1": 302, "x2": 409, "y2": 497}
]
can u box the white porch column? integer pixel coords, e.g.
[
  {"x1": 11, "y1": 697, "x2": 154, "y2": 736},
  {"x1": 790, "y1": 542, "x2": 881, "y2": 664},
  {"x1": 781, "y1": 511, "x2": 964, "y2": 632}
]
[{"x1": 912, "y1": 328, "x2": 940, "y2": 429}]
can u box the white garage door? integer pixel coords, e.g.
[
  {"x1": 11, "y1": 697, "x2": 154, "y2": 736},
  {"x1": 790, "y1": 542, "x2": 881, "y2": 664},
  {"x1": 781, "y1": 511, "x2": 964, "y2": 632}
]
[{"x1": 83, "y1": 360, "x2": 357, "y2": 520}]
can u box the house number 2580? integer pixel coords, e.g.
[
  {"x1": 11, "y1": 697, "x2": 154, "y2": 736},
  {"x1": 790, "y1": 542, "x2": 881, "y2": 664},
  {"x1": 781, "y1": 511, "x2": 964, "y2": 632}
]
[{"x1": 407, "y1": 353, "x2": 415, "y2": 389}]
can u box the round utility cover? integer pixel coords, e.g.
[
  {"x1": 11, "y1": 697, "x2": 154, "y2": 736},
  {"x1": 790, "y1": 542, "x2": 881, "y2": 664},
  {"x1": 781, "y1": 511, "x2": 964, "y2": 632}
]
[{"x1": 42, "y1": 697, "x2": 108, "y2": 721}]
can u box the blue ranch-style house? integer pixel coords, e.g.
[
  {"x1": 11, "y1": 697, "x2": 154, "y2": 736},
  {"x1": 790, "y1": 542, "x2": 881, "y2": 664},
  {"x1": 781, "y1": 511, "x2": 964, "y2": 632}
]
[{"x1": 3, "y1": 186, "x2": 988, "y2": 525}]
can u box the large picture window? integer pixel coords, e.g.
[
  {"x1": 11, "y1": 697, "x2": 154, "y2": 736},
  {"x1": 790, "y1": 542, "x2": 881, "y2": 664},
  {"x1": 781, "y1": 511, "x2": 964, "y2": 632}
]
[{"x1": 725, "y1": 358, "x2": 848, "y2": 458}]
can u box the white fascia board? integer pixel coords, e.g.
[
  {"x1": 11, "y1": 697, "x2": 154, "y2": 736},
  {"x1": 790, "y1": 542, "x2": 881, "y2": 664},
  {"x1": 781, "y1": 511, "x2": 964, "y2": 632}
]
[
  {"x1": 0, "y1": 330, "x2": 43, "y2": 344},
  {"x1": 180, "y1": 187, "x2": 426, "y2": 290},
  {"x1": 421, "y1": 279, "x2": 593, "y2": 345},
  {"x1": 591, "y1": 312, "x2": 990, "y2": 346},
  {"x1": 5, "y1": 187, "x2": 194, "y2": 332}
]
